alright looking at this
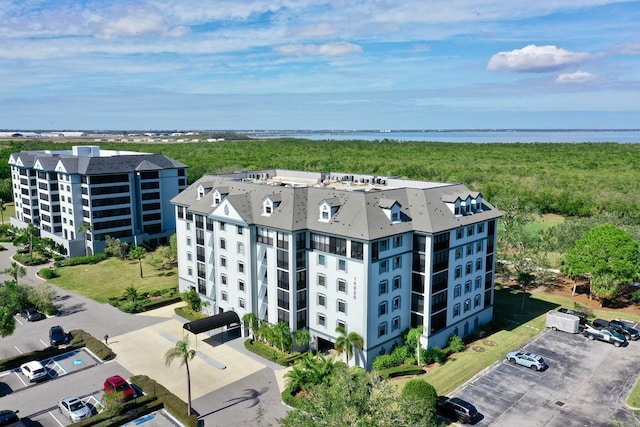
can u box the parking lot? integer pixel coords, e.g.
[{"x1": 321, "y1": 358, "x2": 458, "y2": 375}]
[{"x1": 451, "y1": 325, "x2": 640, "y2": 426}]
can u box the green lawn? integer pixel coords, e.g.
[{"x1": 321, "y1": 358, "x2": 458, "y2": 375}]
[
  {"x1": 1, "y1": 202, "x2": 14, "y2": 225},
  {"x1": 48, "y1": 257, "x2": 178, "y2": 303}
]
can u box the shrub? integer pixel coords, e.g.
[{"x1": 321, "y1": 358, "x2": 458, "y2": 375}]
[
  {"x1": 38, "y1": 268, "x2": 59, "y2": 279},
  {"x1": 13, "y1": 253, "x2": 49, "y2": 266},
  {"x1": 632, "y1": 289, "x2": 640, "y2": 305},
  {"x1": 372, "y1": 354, "x2": 396, "y2": 371},
  {"x1": 58, "y1": 253, "x2": 107, "y2": 267},
  {"x1": 390, "y1": 345, "x2": 410, "y2": 365},
  {"x1": 401, "y1": 379, "x2": 437, "y2": 408},
  {"x1": 244, "y1": 338, "x2": 290, "y2": 365},
  {"x1": 446, "y1": 334, "x2": 465, "y2": 354},
  {"x1": 175, "y1": 306, "x2": 206, "y2": 321},
  {"x1": 423, "y1": 346, "x2": 446, "y2": 365},
  {"x1": 0, "y1": 245, "x2": 5, "y2": 251}
]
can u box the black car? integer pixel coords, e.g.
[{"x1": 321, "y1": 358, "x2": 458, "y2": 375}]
[
  {"x1": 20, "y1": 308, "x2": 46, "y2": 322},
  {"x1": 49, "y1": 325, "x2": 70, "y2": 346},
  {"x1": 558, "y1": 308, "x2": 587, "y2": 325},
  {"x1": 436, "y1": 396, "x2": 478, "y2": 424},
  {"x1": 0, "y1": 410, "x2": 24, "y2": 427},
  {"x1": 609, "y1": 320, "x2": 639, "y2": 340}
]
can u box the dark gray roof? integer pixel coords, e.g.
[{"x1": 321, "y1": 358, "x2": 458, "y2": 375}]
[
  {"x1": 172, "y1": 173, "x2": 502, "y2": 240},
  {"x1": 183, "y1": 311, "x2": 240, "y2": 334}
]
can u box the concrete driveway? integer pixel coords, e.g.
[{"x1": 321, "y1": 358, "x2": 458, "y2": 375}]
[{"x1": 450, "y1": 328, "x2": 640, "y2": 426}]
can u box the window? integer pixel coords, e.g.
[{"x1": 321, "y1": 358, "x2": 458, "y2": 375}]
[
  {"x1": 380, "y1": 239, "x2": 389, "y2": 251},
  {"x1": 220, "y1": 222, "x2": 225, "y2": 231},
  {"x1": 237, "y1": 226, "x2": 244, "y2": 235},
  {"x1": 453, "y1": 303, "x2": 460, "y2": 317},
  {"x1": 187, "y1": 252, "x2": 192, "y2": 261},
  {"x1": 378, "y1": 322, "x2": 387, "y2": 337},
  {"x1": 318, "y1": 254, "x2": 326, "y2": 266},
  {"x1": 466, "y1": 244, "x2": 473, "y2": 256},
  {"x1": 238, "y1": 280, "x2": 245, "y2": 291},
  {"x1": 186, "y1": 222, "x2": 191, "y2": 231},
  {"x1": 466, "y1": 262, "x2": 472, "y2": 275},
  {"x1": 238, "y1": 262, "x2": 244, "y2": 273},
  {"x1": 318, "y1": 274, "x2": 326, "y2": 287},
  {"x1": 392, "y1": 316, "x2": 400, "y2": 331},
  {"x1": 392, "y1": 296, "x2": 400, "y2": 311},
  {"x1": 464, "y1": 298, "x2": 471, "y2": 312},
  {"x1": 475, "y1": 276, "x2": 482, "y2": 289},
  {"x1": 239, "y1": 298, "x2": 246, "y2": 308},
  {"x1": 318, "y1": 314, "x2": 326, "y2": 327},
  {"x1": 321, "y1": 210, "x2": 329, "y2": 220},
  {"x1": 338, "y1": 259, "x2": 346, "y2": 271},
  {"x1": 318, "y1": 294, "x2": 326, "y2": 307},
  {"x1": 465, "y1": 281, "x2": 472, "y2": 294},
  {"x1": 337, "y1": 279, "x2": 347, "y2": 293},
  {"x1": 337, "y1": 320, "x2": 346, "y2": 330},
  {"x1": 220, "y1": 238, "x2": 226, "y2": 250},
  {"x1": 477, "y1": 222, "x2": 484, "y2": 233},
  {"x1": 476, "y1": 241, "x2": 483, "y2": 252},
  {"x1": 476, "y1": 258, "x2": 483, "y2": 271},
  {"x1": 393, "y1": 236, "x2": 402, "y2": 248},
  {"x1": 378, "y1": 302, "x2": 388, "y2": 316},
  {"x1": 337, "y1": 299, "x2": 347, "y2": 314},
  {"x1": 187, "y1": 267, "x2": 193, "y2": 276},
  {"x1": 467, "y1": 225, "x2": 474, "y2": 236},
  {"x1": 221, "y1": 274, "x2": 227, "y2": 285},
  {"x1": 237, "y1": 242, "x2": 245, "y2": 255},
  {"x1": 455, "y1": 266, "x2": 462, "y2": 279},
  {"x1": 221, "y1": 291, "x2": 228, "y2": 301},
  {"x1": 455, "y1": 247, "x2": 462, "y2": 259},
  {"x1": 379, "y1": 280, "x2": 388, "y2": 295},
  {"x1": 393, "y1": 256, "x2": 401, "y2": 269},
  {"x1": 392, "y1": 276, "x2": 401, "y2": 290},
  {"x1": 456, "y1": 229, "x2": 463, "y2": 239},
  {"x1": 454, "y1": 284, "x2": 461, "y2": 298},
  {"x1": 379, "y1": 260, "x2": 389, "y2": 274},
  {"x1": 474, "y1": 294, "x2": 481, "y2": 307},
  {"x1": 220, "y1": 256, "x2": 227, "y2": 268}
]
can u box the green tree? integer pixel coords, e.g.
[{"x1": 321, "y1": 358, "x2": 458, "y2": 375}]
[
  {"x1": 294, "y1": 328, "x2": 311, "y2": 350},
  {"x1": 104, "y1": 235, "x2": 129, "y2": 259},
  {"x1": 273, "y1": 321, "x2": 293, "y2": 353},
  {"x1": 0, "y1": 198, "x2": 5, "y2": 224},
  {"x1": 28, "y1": 282, "x2": 57, "y2": 314},
  {"x1": 164, "y1": 338, "x2": 197, "y2": 416},
  {"x1": 77, "y1": 223, "x2": 92, "y2": 256},
  {"x1": 334, "y1": 326, "x2": 364, "y2": 365},
  {"x1": 4, "y1": 261, "x2": 26, "y2": 285},
  {"x1": 563, "y1": 224, "x2": 640, "y2": 306},
  {"x1": 0, "y1": 281, "x2": 31, "y2": 314},
  {"x1": 0, "y1": 306, "x2": 16, "y2": 337},
  {"x1": 242, "y1": 312, "x2": 259, "y2": 340},
  {"x1": 280, "y1": 366, "x2": 435, "y2": 427},
  {"x1": 14, "y1": 223, "x2": 39, "y2": 261},
  {"x1": 405, "y1": 326, "x2": 424, "y2": 366},
  {"x1": 401, "y1": 379, "x2": 437, "y2": 409},
  {"x1": 128, "y1": 245, "x2": 147, "y2": 279}
]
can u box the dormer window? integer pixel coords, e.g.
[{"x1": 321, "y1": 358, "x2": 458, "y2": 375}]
[
  {"x1": 197, "y1": 186, "x2": 205, "y2": 200},
  {"x1": 318, "y1": 198, "x2": 340, "y2": 223},
  {"x1": 320, "y1": 206, "x2": 330, "y2": 222},
  {"x1": 391, "y1": 211, "x2": 400, "y2": 222},
  {"x1": 263, "y1": 195, "x2": 280, "y2": 216},
  {"x1": 379, "y1": 198, "x2": 401, "y2": 223},
  {"x1": 212, "y1": 187, "x2": 229, "y2": 206}
]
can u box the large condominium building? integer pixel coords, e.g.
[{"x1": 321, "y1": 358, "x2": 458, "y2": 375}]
[
  {"x1": 8, "y1": 146, "x2": 187, "y2": 257},
  {"x1": 172, "y1": 170, "x2": 501, "y2": 368}
]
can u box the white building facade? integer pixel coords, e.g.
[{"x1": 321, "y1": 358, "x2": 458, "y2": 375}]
[
  {"x1": 172, "y1": 170, "x2": 501, "y2": 369},
  {"x1": 8, "y1": 146, "x2": 187, "y2": 257}
]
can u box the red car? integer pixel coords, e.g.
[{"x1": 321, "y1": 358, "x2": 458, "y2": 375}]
[{"x1": 103, "y1": 375, "x2": 136, "y2": 401}]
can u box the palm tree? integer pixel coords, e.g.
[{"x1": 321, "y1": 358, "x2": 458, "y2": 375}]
[
  {"x1": 242, "y1": 312, "x2": 259, "y2": 341},
  {"x1": 334, "y1": 326, "x2": 364, "y2": 365},
  {"x1": 0, "y1": 199, "x2": 5, "y2": 225},
  {"x1": 164, "y1": 338, "x2": 197, "y2": 415},
  {"x1": 294, "y1": 328, "x2": 311, "y2": 350},
  {"x1": 5, "y1": 261, "x2": 26, "y2": 285},
  {"x1": 77, "y1": 223, "x2": 92, "y2": 256},
  {"x1": 124, "y1": 286, "x2": 140, "y2": 302},
  {"x1": 128, "y1": 245, "x2": 147, "y2": 278}
]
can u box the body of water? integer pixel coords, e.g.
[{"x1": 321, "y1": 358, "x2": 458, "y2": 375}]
[{"x1": 249, "y1": 130, "x2": 640, "y2": 144}]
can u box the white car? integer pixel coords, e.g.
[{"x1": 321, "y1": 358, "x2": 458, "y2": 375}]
[
  {"x1": 19, "y1": 361, "x2": 47, "y2": 382},
  {"x1": 58, "y1": 397, "x2": 92, "y2": 422}
]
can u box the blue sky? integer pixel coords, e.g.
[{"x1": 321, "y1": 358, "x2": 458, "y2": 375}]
[{"x1": 1, "y1": 0, "x2": 639, "y2": 130}]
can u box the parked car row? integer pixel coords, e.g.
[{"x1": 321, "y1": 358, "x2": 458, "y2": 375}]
[{"x1": 547, "y1": 309, "x2": 639, "y2": 348}]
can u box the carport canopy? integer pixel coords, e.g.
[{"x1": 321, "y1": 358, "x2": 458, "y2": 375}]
[{"x1": 183, "y1": 311, "x2": 241, "y2": 335}]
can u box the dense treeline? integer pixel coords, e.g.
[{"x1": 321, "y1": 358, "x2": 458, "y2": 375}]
[{"x1": 1, "y1": 138, "x2": 639, "y2": 219}]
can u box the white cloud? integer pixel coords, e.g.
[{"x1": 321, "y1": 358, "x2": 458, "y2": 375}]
[
  {"x1": 96, "y1": 9, "x2": 169, "y2": 38},
  {"x1": 275, "y1": 42, "x2": 362, "y2": 57},
  {"x1": 555, "y1": 70, "x2": 596, "y2": 83},
  {"x1": 487, "y1": 45, "x2": 591, "y2": 72}
]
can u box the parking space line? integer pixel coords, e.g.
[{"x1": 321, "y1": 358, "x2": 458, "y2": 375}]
[
  {"x1": 14, "y1": 317, "x2": 23, "y2": 326},
  {"x1": 14, "y1": 370, "x2": 27, "y2": 387},
  {"x1": 14, "y1": 346, "x2": 23, "y2": 354},
  {"x1": 48, "y1": 411, "x2": 65, "y2": 427},
  {"x1": 40, "y1": 339, "x2": 48, "y2": 347}
]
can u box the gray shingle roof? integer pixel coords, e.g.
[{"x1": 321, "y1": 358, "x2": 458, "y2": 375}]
[{"x1": 172, "y1": 172, "x2": 501, "y2": 240}]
